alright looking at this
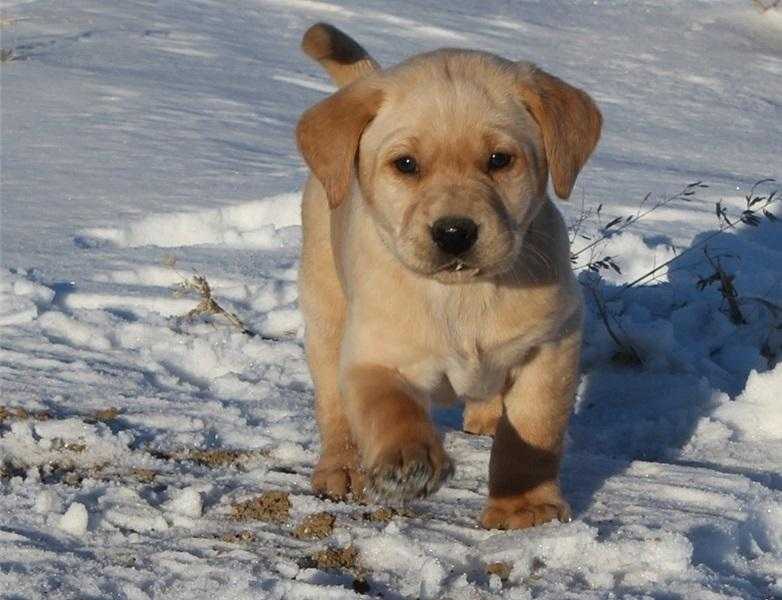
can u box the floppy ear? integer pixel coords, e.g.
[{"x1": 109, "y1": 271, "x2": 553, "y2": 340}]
[
  {"x1": 296, "y1": 79, "x2": 383, "y2": 208},
  {"x1": 517, "y1": 66, "x2": 602, "y2": 200}
]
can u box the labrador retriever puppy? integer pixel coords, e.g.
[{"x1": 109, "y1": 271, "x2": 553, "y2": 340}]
[{"x1": 296, "y1": 23, "x2": 601, "y2": 529}]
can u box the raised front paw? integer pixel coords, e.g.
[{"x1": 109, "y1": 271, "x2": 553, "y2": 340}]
[
  {"x1": 480, "y1": 487, "x2": 571, "y2": 530},
  {"x1": 365, "y1": 436, "x2": 454, "y2": 503},
  {"x1": 312, "y1": 446, "x2": 365, "y2": 501}
]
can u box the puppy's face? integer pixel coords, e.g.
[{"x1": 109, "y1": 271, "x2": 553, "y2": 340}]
[
  {"x1": 357, "y1": 61, "x2": 547, "y2": 282},
  {"x1": 297, "y1": 51, "x2": 601, "y2": 283}
]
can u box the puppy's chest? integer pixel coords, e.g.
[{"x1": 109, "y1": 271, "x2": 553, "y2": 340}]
[
  {"x1": 426, "y1": 311, "x2": 537, "y2": 402},
  {"x1": 440, "y1": 347, "x2": 509, "y2": 400},
  {"x1": 394, "y1": 283, "x2": 569, "y2": 403}
]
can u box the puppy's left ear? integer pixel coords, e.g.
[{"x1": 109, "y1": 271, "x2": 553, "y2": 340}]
[
  {"x1": 296, "y1": 78, "x2": 383, "y2": 208},
  {"x1": 517, "y1": 66, "x2": 602, "y2": 200}
]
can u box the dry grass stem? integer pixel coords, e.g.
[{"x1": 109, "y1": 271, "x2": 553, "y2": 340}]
[{"x1": 164, "y1": 256, "x2": 255, "y2": 335}]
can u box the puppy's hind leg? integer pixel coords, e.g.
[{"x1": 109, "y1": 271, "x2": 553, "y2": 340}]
[
  {"x1": 306, "y1": 318, "x2": 365, "y2": 500},
  {"x1": 300, "y1": 180, "x2": 363, "y2": 500},
  {"x1": 463, "y1": 395, "x2": 503, "y2": 437}
]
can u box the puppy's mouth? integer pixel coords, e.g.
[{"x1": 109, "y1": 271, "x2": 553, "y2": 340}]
[
  {"x1": 440, "y1": 260, "x2": 479, "y2": 275},
  {"x1": 431, "y1": 259, "x2": 482, "y2": 280}
]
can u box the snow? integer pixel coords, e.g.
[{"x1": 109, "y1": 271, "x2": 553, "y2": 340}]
[
  {"x1": 83, "y1": 193, "x2": 302, "y2": 250},
  {"x1": 164, "y1": 487, "x2": 204, "y2": 519},
  {"x1": 712, "y1": 364, "x2": 782, "y2": 441},
  {"x1": 0, "y1": 268, "x2": 55, "y2": 325},
  {"x1": 99, "y1": 487, "x2": 170, "y2": 534},
  {"x1": 58, "y1": 502, "x2": 88, "y2": 536},
  {"x1": 34, "y1": 489, "x2": 58, "y2": 514},
  {"x1": 480, "y1": 521, "x2": 695, "y2": 589},
  {"x1": 1, "y1": 0, "x2": 781, "y2": 598}
]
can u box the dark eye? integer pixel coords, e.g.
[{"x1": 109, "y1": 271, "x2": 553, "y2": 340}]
[
  {"x1": 393, "y1": 156, "x2": 418, "y2": 175},
  {"x1": 488, "y1": 152, "x2": 512, "y2": 171}
]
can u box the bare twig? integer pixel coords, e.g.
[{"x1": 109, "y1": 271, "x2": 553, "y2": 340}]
[
  {"x1": 752, "y1": 0, "x2": 781, "y2": 13},
  {"x1": 699, "y1": 248, "x2": 746, "y2": 325},
  {"x1": 176, "y1": 275, "x2": 255, "y2": 335},
  {"x1": 164, "y1": 256, "x2": 255, "y2": 336},
  {"x1": 570, "y1": 182, "x2": 707, "y2": 268},
  {"x1": 586, "y1": 285, "x2": 643, "y2": 366},
  {"x1": 0, "y1": 48, "x2": 19, "y2": 62},
  {"x1": 622, "y1": 179, "x2": 778, "y2": 291}
]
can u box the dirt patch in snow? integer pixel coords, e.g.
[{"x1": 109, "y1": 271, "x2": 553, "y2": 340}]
[
  {"x1": 151, "y1": 447, "x2": 264, "y2": 469},
  {"x1": 220, "y1": 530, "x2": 257, "y2": 544},
  {"x1": 129, "y1": 468, "x2": 157, "y2": 483},
  {"x1": 308, "y1": 545, "x2": 359, "y2": 571},
  {"x1": 486, "y1": 561, "x2": 511, "y2": 581},
  {"x1": 300, "y1": 546, "x2": 369, "y2": 594},
  {"x1": 360, "y1": 506, "x2": 415, "y2": 522},
  {"x1": 293, "y1": 511, "x2": 335, "y2": 539},
  {"x1": 90, "y1": 407, "x2": 120, "y2": 423},
  {"x1": 188, "y1": 449, "x2": 249, "y2": 468},
  {"x1": 231, "y1": 490, "x2": 291, "y2": 522},
  {"x1": 0, "y1": 406, "x2": 51, "y2": 422}
]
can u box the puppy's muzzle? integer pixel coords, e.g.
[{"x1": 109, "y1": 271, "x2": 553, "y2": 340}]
[{"x1": 431, "y1": 216, "x2": 478, "y2": 256}]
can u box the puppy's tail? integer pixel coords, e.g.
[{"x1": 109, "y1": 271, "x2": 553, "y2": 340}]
[{"x1": 302, "y1": 23, "x2": 379, "y2": 88}]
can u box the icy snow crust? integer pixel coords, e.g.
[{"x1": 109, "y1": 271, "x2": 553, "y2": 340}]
[{"x1": 1, "y1": 1, "x2": 781, "y2": 598}]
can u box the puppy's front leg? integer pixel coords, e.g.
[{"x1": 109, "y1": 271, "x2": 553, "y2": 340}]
[
  {"x1": 343, "y1": 365, "x2": 453, "y2": 501},
  {"x1": 481, "y1": 328, "x2": 581, "y2": 529}
]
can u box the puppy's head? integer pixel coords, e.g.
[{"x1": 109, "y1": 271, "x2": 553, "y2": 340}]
[{"x1": 297, "y1": 50, "x2": 601, "y2": 283}]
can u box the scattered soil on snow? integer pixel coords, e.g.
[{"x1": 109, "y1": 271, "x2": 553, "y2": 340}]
[
  {"x1": 129, "y1": 468, "x2": 157, "y2": 483},
  {"x1": 304, "y1": 544, "x2": 370, "y2": 593},
  {"x1": 231, "y1": 490, "x2": 291, "y2": 523},
  {"x1": 188, "y1": 449, "x2": 251, "y2": 468},
  {"x1": 360, "y1": 506, "x2": 415, "y2": 522},
  {"x1": 307, "y1": 545, "x2": 360, "y2": 571},
  {"x1": 90, "y1": 407, "x2": 120, "y2": 423},
  {"x1": 486, "y1": 561, "x2": 512, "y2": 581},
  {"x1": 0, "y1": 406, "x2": 51, "y2": 422},
  {"x1": 151, "y1": 447, "x2": 261, "y2": 469},
  {"x1": 220, "y1": 530, "x2": 257, "y2": 544},
  {"x1": 293, "y1": 511, "x2": 336, "y2": 539}
]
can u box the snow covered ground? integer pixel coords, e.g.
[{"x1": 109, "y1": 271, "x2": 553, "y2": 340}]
[{"x1": 1, "y1": 1, "x2": 781, "y2": 598}]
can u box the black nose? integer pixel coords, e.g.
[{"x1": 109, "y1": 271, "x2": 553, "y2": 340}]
[{"x1": 431, "y1": 216, "x2": 478, "y2": 256}]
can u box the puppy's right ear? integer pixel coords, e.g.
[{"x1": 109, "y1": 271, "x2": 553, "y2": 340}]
[{"x1": 296, "y1": 79, "x2": 383, "y2": 208}]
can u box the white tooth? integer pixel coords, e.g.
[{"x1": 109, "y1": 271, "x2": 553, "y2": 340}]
[{"x1": 454, "y1": 262, "x2": 464, "y2": 271}]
